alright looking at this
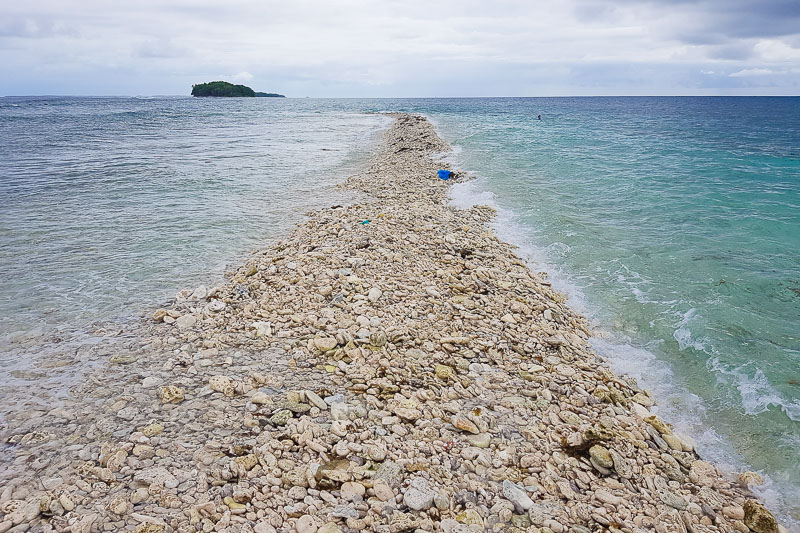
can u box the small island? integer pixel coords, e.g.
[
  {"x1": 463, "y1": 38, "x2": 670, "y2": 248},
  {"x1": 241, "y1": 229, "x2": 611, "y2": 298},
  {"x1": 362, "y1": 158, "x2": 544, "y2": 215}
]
[{"x1": 191, "y1": 81, "x2": 285, "y2": 98}]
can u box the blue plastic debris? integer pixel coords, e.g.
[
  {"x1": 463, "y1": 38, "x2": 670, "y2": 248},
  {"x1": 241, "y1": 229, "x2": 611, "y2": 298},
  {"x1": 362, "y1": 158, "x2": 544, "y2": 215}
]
[
  {"x1": 360, "y1": 219, "x2": 370, "y2": 225},
  {"x1": 437, "y1": 169, "x2": 452, "y2": 180}
]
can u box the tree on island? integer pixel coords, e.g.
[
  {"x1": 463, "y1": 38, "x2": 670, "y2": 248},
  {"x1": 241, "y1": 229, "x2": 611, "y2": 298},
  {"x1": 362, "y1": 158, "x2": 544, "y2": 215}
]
[{"x1": 191, "y1": 81, "x2": 284, "y2": 97}]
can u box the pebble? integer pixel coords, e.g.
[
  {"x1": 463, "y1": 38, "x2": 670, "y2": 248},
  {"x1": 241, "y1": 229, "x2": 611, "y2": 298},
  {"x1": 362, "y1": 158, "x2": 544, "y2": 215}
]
[
  {"x1": 403, "y1": 479, "x2": 435, "y2": 511},
  {"x1": 340, "y1": 482, "x2": 365, "y2": 502},
  {"x1": 296, "y1": 515, "x2": 317, "y2": 533},
  {"x1": 502, "y1": 480, "x2": 534, "y2": 512}
]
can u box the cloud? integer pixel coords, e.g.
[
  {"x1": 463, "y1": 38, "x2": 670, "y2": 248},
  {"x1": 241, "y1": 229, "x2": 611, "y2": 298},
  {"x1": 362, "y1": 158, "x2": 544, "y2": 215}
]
[
  {"x1": 1, "y1": 0, "x2": 799, "y2": 96},
  {"x1": 230, "y1": 71, "x2": 253, "y2": 82},
  {"x1": 730, "y1": 68, "x2": 776, "y2": 77}
]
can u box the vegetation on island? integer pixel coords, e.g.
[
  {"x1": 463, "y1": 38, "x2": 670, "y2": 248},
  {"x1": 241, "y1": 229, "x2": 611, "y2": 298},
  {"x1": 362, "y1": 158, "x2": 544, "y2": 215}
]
[{"x1": 190, "y1": 81, "x2": 285, "y2": 98}]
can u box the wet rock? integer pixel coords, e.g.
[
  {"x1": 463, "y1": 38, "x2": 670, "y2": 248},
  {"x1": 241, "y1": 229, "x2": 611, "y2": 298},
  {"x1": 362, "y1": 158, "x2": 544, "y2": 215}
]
[
  {"x1": 209, "y1": 375, "x2": 234, "y2": 396},
  {"x1": 175, "y1": 314, "x2": 196, "y2": 329},
  {"x1": 158, "y1": 385, "x2": 184, "y2": 403},
  {"x1": 743, "y1": 500, "x2": 778, "y2": 533}
]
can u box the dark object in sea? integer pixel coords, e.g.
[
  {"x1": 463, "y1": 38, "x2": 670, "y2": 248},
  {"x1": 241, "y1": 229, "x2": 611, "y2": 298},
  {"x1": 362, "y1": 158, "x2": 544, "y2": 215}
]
[{"x1": 191, "y1": 81, "x2": 285, "y2": 98}]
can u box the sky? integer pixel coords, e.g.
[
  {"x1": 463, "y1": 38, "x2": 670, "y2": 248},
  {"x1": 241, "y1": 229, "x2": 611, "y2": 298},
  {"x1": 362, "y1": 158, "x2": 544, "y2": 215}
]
[{"x1": 1, "y1": 0, "x2": 799, "y2": 97}]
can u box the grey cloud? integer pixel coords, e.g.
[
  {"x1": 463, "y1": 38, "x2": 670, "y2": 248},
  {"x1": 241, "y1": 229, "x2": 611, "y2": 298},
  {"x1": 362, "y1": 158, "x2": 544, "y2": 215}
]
[{"x1": 706, "y1": 43, "x2": 754, "y2": 61}]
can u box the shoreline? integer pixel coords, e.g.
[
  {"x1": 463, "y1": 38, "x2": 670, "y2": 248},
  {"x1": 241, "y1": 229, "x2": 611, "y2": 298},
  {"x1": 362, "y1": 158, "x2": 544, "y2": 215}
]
[{"x1": 0, "y1": 114, "x2": 788, "y2": 533}]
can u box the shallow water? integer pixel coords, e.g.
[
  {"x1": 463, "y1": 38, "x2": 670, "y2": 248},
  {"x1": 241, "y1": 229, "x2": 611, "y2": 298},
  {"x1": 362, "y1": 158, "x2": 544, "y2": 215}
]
[{"x1": 0, "y1": 96, "x2": 390, "y2": 406}]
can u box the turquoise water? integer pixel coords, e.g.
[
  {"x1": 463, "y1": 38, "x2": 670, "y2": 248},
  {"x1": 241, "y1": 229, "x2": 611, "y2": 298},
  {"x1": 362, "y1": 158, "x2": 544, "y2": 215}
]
[
  {"x1": 1, "y1": 96, "x2": 797, "y2": 526},
  {"x1": 417, "y1": 97, "x2": 800, "y2": 525}
]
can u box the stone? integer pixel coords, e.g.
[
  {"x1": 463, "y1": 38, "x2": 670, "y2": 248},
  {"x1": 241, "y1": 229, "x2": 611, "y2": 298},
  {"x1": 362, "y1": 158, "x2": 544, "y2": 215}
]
[
  {"x1": 330, "y1": 402, "x2": 350, "y2": 421},
  {"x1": 269, "y1": 409, "x2": 292, "y2": 426},
  {"x1": 373, "y1": 480, "x2": 394, "y2": 502},
  {"x1": 462, "y1": 433, "x2": 491, "y2": 448},
  {"x1": 452, "y1": 414, "x2": 480, "y2": 434},
  {"x1": 296, "y1": 515, "x2": 318, "y2": 533},
  {"x1": 434, "y1": 491, "x2": 450, "y2": 511},
  {"x1": 645, "y1": 415, "x2": 672, "y2": 435},
  {"x1": 142, "y1": 376, "x2": 162, "y2": 388},
  {"x1": 314, "y1": 337, "x2": 338, "y2": 352},
  {"x1": 108, "y1": 497, "x2": 131, "y2": 515},
  {"x1": 738, "y1": 471, "x2": 765, "y2": 486},
  {"x1": 653, "y1": 510, "x2": 687, "y2": 533},
  {"x1": 394, "y1": 406, "x2": 422, "y2": 421},
  {"x1": 234, "y1": 454, "x2": 258, "y2": 471},
  {"x1": 659, "y1": 489, "x2": 688, "y2": 510},
  {"x1": 340, "y1": 482, "x2": 365, "y2": 502},
  {"x1": 59, "y1": 494, "x2": 75, "y2": 512},
  {"x1": 142, "y1": 423, "x2": 164, "y2": 437},
  {"x1": 403, "y1": 478, "x2": 435, "y2": 511},
  {"x1": 511, "y1": 514, "x2": 531, "y2": 528},
  {"x1": 589, "y1": 445, "x2": 613, "y2": 469},
  {"x1": 158, "y1": 385, "x2": 184, "y2": 404},
  {"x1": 631, "y1": 392, "x2": 654, "y2": 406},
  {"x1": 316, "y1": 459, "x2": 351, "y2": 487},
  {"x1": 317, "y1": 523, "x2": 342, "y2": 533},
  {"x1": 133, "y1": 467, "x2": 178, "y2": 488},
  {"x1": 374, "y1": 461, "x2": 403, "y2": 487},
  {"x1": 595, "y1": 489, "x2": 621, "y2": 505},
  {"x1": 743, "y1": 500, "x2": 778, "y2": 533},
  {"x1": 251, "y1": 391, "x2": 271, "y2": 404},
  {"x1": 305, "y1": 390, "x2": 327, "y2": 410},
  {"x1": 367, "y1": 287, "x2": 383, "y2": 302},
  {"x1": 502, "y1": 480, "x2": 534, "y2": 512},
  {"x1": 369, "y1": 330, "x2": 387, "y2": 347},
  {"x1": 329, "y1": 505, "x2": 359, "y2": 519},
  {"x1": 456, "y1": 509, "x2": 483, "y2": 527},
  {"x1": 689, "y1": 460, "x2": 717, "y2": 487},
  {"x1": 175, "y1": 314, "x2": 196, "y2": 328},
  {"x1": 609, "y1": 448, "x2": 633, "y2": 479},
  {"x1": 285, "y1": 401, "x2": 311, "y2": 414},
  {"x1": 255, "y1": 523, "x2": 277, "y2": 533},
  {"x1": 435, "y1": 364, "x2": 455, "y2": 380},
  {"x1": 209, "y1": 375, "x2": 234, "y2": 396},
  {"x1": 133, "y1": 525, "x2": 164, "y2": 533},
  {"x1": 722, "y1": 506, "x2": 745, "y2": 521},
  {"x1": 662, "y1": 434, "x2": 684, "y2": 451}
]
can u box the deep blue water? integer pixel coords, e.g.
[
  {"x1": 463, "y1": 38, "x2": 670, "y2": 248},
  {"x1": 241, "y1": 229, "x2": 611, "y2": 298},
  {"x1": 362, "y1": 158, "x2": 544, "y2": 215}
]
[{"x1": 0, "y1": 96, "x2": 798, "y2": 526}]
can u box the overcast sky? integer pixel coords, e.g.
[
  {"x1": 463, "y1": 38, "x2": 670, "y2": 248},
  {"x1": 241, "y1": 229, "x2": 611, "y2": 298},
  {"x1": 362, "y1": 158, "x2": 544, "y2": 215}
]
[{"x1": 1, "y1": 0, "x2": 799, "y2": 96}]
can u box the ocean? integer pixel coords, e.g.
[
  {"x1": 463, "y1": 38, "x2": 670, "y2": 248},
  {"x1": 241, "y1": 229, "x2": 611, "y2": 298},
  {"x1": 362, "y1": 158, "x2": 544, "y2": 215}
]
[{"x1": 0, "y1": 96, "x2": 798, "y2": 525}]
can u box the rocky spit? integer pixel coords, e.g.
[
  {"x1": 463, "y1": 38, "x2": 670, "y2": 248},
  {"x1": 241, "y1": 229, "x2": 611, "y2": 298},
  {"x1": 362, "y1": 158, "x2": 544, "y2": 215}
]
[{"x1": 0, "y1": 114, "x2": 788, "y2": 533}]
